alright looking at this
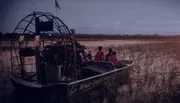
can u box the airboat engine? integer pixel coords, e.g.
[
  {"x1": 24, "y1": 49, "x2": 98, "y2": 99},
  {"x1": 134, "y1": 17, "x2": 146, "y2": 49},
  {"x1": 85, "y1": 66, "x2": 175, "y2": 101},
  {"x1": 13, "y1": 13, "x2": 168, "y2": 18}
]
[
  {"x1": 43, "y1": 43, "x2": 74, "y2": 82},
  {"x1": 43, "y1": 44, "x2": 66, "y2": 65},
  {"x1": 43, "y1": 44, "x2": 63, "y2": 82}
]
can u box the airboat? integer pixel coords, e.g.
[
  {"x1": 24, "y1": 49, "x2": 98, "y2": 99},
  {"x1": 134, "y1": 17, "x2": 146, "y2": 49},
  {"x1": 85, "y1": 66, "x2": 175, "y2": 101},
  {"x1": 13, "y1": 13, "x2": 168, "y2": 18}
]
[{"x1": 8, "y1": 11, "x2": 133, "y2": 103}]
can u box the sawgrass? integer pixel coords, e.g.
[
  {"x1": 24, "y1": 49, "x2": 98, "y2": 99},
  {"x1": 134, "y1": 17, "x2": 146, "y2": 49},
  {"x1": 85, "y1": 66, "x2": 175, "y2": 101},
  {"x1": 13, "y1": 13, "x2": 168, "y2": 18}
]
[
  {"x1": 1, "y1": 40, "x2": 180, "y2": 103},
  {"x1": 83, "y1": 40, "x2": 180, "y2": 103}
]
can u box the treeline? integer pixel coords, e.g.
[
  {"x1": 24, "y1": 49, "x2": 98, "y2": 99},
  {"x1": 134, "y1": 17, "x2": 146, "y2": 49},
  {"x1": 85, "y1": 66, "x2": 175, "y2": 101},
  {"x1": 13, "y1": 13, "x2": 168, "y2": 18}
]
[
  {"x1": 75, "y1": 34, "x2": 163, "y2": 40},
  {"x1": 1, "y1": 33, "x2": 64, "y2": 40},
  {"x1": 1, "y1": 32, "x2": 180, "y2": 41}
]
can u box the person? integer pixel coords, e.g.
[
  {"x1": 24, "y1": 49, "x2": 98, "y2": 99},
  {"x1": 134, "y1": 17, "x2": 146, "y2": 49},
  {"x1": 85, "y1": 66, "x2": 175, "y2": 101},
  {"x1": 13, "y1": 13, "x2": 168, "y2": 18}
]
[
  {"x1": 107, "y1": 51, "x2": 118, "y2": 65},
  {"x1": 77, "y1": 48, "x2": 86, "y2": 64},
  {"x1": 94, "y1": 46, "x2": 105, "y2": 61},
  {"x1": 85, "y1": 49, "x2": 93, "y2": 62},
  {"x1": 77, "y1": 48, "x2": 91, "y2": 65},
  {"x1": 105, "y1": 48, "x2": 113, "y2": 61}
]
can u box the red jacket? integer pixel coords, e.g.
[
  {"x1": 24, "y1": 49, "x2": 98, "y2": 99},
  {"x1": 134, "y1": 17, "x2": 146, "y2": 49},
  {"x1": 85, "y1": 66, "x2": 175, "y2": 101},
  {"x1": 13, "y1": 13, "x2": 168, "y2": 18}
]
[
  {"x1": 107, "y1": 55, "x2": 118, "y2": 64},
  {"x1": 94, "y1": 51, "x2": 104, "y2": 61}
]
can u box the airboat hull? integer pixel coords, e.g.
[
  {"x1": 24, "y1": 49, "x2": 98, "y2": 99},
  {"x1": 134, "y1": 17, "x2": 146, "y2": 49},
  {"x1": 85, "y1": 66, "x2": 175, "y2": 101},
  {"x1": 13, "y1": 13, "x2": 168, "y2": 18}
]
[{"x1": 9, "y1": 60, "x2": 133, "y2": 95}]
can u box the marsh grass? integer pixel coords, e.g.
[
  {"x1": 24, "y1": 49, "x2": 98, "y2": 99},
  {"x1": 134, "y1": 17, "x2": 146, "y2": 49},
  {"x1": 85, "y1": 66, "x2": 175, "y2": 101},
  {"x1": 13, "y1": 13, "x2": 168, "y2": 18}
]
[
  {"x1": 82, "y1": 40, "x2": 180, "y2": 103},
  {"x1": 1, "y1": 40, "x2": 180, "y2": 103}
]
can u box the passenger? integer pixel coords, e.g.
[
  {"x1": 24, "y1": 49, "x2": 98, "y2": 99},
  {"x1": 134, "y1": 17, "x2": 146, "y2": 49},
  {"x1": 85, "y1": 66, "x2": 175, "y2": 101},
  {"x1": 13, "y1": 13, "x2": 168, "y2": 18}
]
[
  {"x1": 107, "y1": 51, "x2": 118, "y2": 65},
  {"x1": 105, "y1": 48, "x2": 113, "y2": 61},
  {"x1": 76, "y1": 48, "x2": 85, "y2": 66},
  {"x1": 85, "y1": 49, "x2": 92, "y2": 62},
  {"x1": 94, "y1": 46, "x2": 105, "y2": 61},
  {"x1": 78, "y1": 48, "x2": 91, "y2": 65},
  {"x1": 80, "y1": 49, "x2": 86, "y2": 64}
]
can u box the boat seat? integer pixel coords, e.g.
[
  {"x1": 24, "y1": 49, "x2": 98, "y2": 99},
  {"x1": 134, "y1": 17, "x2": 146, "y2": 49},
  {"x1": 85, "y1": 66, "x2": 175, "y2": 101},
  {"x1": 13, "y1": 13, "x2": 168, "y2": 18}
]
[
  {"x1": 84, "y1": 65, "x2": 111, "y2": 74},
  {"x1": 91, "y1": 61, "x2": 115, "y2": 70},
  {"x1": 84, "y1": 61, "x2": 115, "y2": 74}
]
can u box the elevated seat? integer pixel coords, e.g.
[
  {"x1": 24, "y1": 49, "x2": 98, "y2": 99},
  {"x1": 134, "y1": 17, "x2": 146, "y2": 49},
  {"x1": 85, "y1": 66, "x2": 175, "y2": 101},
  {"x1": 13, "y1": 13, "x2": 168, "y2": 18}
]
[{"x1": 19, "y1": 48, "x2": 35, "y2": 57}]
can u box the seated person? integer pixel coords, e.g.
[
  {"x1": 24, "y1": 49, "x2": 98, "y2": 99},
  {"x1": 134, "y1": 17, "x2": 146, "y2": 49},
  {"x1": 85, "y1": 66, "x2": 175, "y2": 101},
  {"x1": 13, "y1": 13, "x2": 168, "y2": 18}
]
[
  {"x1": 107, "y1": 51, "x2": 118, "y2": 65},
  {"x1": 77, "y1": 48, "x2": 91, "y2": 66},
  {"x1": 94, "y1": 46, "x2": 105, "y2": 61},
  {"x1": 105, "y1": 48, "x2": 113, "y2": 61},
  {"x1": 86, "y1": 50, "x2": 93, "y2": 62}
]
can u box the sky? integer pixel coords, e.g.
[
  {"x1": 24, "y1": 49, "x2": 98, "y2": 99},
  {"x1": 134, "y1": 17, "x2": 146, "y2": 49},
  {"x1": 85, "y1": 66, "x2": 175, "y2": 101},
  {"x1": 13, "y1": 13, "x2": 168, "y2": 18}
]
[{"x1": 0, "y1": 0, "x2": 180, "y2": 34}]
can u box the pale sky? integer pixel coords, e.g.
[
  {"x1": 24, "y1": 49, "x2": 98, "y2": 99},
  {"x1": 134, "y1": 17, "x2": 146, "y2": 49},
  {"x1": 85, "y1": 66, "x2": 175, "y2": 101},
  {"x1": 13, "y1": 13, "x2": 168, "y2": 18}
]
[{"x1": 0, "y1": 0, "x2": 180, "y2": 34}]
